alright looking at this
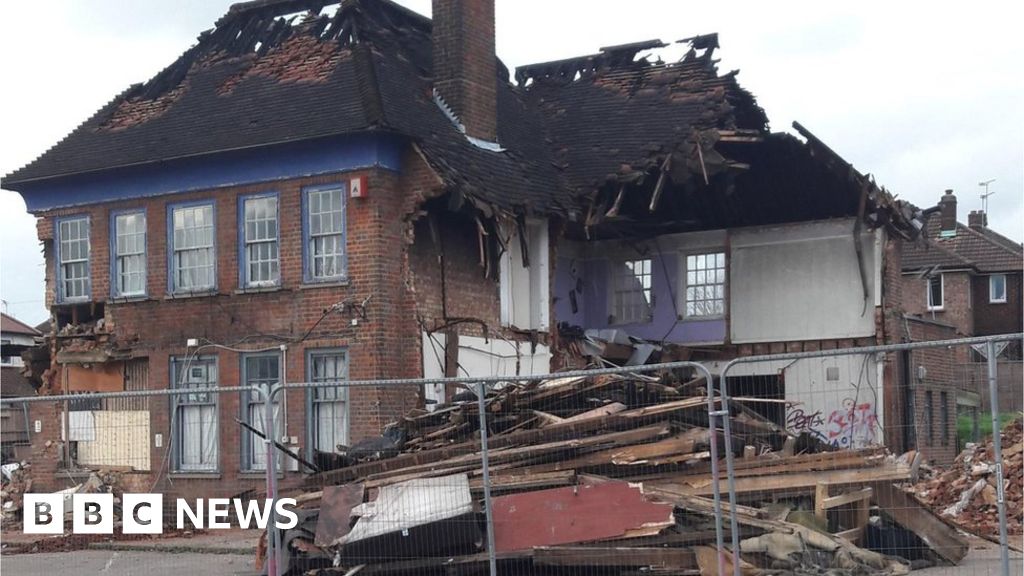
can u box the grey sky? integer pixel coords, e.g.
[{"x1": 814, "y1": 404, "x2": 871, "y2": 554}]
[{"x1": 1, "y1": 0, "x2": 1021, "y2": 326}]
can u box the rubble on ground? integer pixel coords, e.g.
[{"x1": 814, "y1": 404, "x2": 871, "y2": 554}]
[
  {"x1": 911, "y1": 417, "x2": 1023, "y2": 538},
  {"x1": 263, "y1": 371, "x2": 966, "y2": 575}
]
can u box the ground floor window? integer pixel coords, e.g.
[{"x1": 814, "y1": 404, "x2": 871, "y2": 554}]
[
  {"x1": 171, "y1": 356, "x2": 218, "y2": 472},
  {"x1": 307, "y1": 349, "x2": 349, "y2": 454},
  {"x1": 241, "y1": 353, "x2": 282, "y2": 471}
]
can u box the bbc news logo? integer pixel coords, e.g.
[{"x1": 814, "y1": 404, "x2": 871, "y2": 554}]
[{"x1": 23, "y1": 494, "x2": 299, "y2": 534}]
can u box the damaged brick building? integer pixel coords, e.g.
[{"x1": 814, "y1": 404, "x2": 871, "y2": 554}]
[{"x1": 2, "y1": 0, "x2": 961, "y2": 496}]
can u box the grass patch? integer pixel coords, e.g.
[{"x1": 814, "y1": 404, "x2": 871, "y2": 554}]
[{"x1": 958, "y1": 411, "x2": 1019, "y2": 451}]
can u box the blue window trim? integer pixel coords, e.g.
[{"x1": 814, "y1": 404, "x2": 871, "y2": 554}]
[
  {"x1": 301, "y1": 183, "x2": 349, "y2": 284},
  {"x1": 169, "y1": 355, "x2": 220, "y2": 473},
  {"x1": 240, "y1": 351, "x2": 282, "y2": 471},
  {"x1": 166, "y1": 199, "x2": 218, "y2": 296},
  {"x1": 109, "y1": 208, "x2": 148, "y2": 299},
  {"x1": 54, "y1": 214, "x2": 91, "y2": 304},
  {"x1": 237, "y1": 191, "x2": 281, "y2": 289},
  {"x1": 305, "y1": 347, "x2": 350, "y2": 460}
]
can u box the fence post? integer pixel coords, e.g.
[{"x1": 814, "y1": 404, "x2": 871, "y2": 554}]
[
  {"x1": 264, "y1": 383, "x2": 283, "y2": 576},
  {"x1": 716, "y1": 365, "x2": 743, "y2": 576},
  {"x1": 475, "y1": 381, "x2": 498, "y2": 576},
  {"x1": 985, "y1": 340, "x2": 1010, "y2": 576}
]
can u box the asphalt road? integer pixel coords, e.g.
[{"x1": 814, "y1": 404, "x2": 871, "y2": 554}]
[{"x1": 0, "y1": 550, "x2": 258, "y2": 575}]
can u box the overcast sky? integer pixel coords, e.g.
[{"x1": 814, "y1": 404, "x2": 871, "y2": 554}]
[{"x1": 1, "y1": 0, "x2": 1021, "y2": 325}]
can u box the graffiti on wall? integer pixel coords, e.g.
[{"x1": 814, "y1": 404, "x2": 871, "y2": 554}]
[{"x1": 786, "y1": 398, "x2": 878, "y2": 448}]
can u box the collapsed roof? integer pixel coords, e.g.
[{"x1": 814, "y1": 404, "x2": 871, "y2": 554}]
[{"x1": 2, "y1": 0, "x2": 919, "y2": 237}]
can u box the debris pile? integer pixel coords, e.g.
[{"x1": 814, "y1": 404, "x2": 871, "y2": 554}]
[
  {"x1": 266, "y1": 372, "x2": 967, "y2": 575},
  {"x1": 912, "y1": 417, "x2": 1023, "y2": 538},
  {"x1": 1, "y1": 463, "x2": 32, "y2": 526}
]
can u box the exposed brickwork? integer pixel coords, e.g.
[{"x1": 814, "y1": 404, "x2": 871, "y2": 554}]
[
  {"x1": 902, "y1": 271, "x2": 973, "y2": 337},
  {"x1": 904, "y1": 318, "x2": 960, "y2": 465},
  {"x1": 972, "y1": 272, "x2": 1023, "y2": 339},
  {"x1": 432, "y1": 0, "x2": 497, "y2": 141}
]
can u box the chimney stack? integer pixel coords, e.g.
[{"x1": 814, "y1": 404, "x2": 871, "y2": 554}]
[
  {"x1": 968, "y1": 210, "x2": 988, "y2": 229},
  {"x1": 939, "y1": 190, "x2": 957, "y2": 235},
  {"x1": 432, "y1": 0, "x2": 497, "y2": 143}
]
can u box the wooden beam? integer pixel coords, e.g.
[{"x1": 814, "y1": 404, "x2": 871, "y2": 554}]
[
  {"x1": 534, "y1": 546, "x2": 696, "y2": 569},
  {"x1": 871, "y1": 483, "x2": 968, "y2": 564},
  {"x1": 822, "y1": 487, "x2": 873, "y2": 510}
]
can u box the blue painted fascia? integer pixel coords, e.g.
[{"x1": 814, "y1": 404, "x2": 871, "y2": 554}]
[{"x1": 16, "y1": 133, "x2": 404, "y2": 213}]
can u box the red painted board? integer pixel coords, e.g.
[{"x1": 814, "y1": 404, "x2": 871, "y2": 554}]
[{"x1": 491, "y1": 480, "x2": 674, "y2": 552}]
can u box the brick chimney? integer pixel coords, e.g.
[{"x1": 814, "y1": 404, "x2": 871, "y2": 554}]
[
  {"x1": 939, "y1": 190, "x2": 957, "y2": 235},
  {"x1": 432, "y1": 0, "x2": 497, "y2": 142},
  {"x1": 968, "y1": 210, "x2": 988, "y2": 229}
]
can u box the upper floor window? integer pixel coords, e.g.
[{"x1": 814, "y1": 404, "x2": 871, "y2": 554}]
[
  {"x1": 170, "y1": 203, "x2": 215, "y2": 293},
  {"x1": 57, "y1": 216, "x2": 90, "y2": 302},
  {"x1": 684, "y1": 252, "x2": 726, "y2": 318},
  {"x1": 112, "y1": 211, "x2": 146, "y2": 297},
  {"x1": 240, "y1": 194, "x2": 280, "y2": 287},
  {"x1": 303, "y1": 185, "x2": 346, "y2": 282},
  {"x1": 989, "y1": 274, "x2": 1007, "y2": 304},
  {"x1": 610, "y1": 258, "x2": 652, "y2": 324},
  {"x1": 926, "y1": 274, "x2": 943, "y2": 310}
]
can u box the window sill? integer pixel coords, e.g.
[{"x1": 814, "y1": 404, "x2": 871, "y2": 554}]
[
  {"x1": 237, "y1": 471, "x2": 285, "y2": 478},
  {"x1": 677, "y1": 315, "x2": 726, "y2": 322},
  {"x1": 165, "y1": 290, "x2": 219, "y2": 300},
  {"x1": 169, "y1": 472, "x2": 221, "y2": 479},
  {"x1": 926, "y1": 307, "x2": 945, "y2": 312},
  {"x1": 107, "y1": 295, "x2": 149, "y2": 304},
  {"x1": 234, "y1": 286, "x2": 285, "y2": 295},
  {"x1": 299, "y1": 280, "x2": 350, "y2": 290},
  {"x1": 989, "y1": 300, "x2": 1007, "y2": 305}
]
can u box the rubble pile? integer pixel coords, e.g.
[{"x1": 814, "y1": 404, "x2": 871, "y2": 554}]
[
  {"x1": 1, "y1": 463, "x2": 32, "y2": 526},
  {"x1": 912, "y1": 417, "x2": 1023, "y2": 537},
  {"x1": 264, "y1": 372, "x2": 967, "y2": 575}
]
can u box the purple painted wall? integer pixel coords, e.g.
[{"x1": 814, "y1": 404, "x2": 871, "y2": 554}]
[{"x1": 554, "y1": 254, "x2": 726, "y2": 344}]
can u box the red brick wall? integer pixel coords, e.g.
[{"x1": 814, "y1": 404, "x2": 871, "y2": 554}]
[
  {"x1": 901, "y1": 270, "x2": 973, "y2": 336},
  {"x1": 431, "y1": 0, "x2": 497, "y2": 141},
  {"x1": 31, "y1": 165, "x2": 432, "y2": 497},
  {"x1": 904, "y1": 318, "x2": 959, "y2": 465},
  {"x1": 972, "y1": 272, "x2": 1023, "y2": 343}
]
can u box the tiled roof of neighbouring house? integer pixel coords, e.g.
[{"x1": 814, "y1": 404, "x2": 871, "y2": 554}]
[
  {"x1": 903, "y1": 218, "x2": 1023, "y2": 272},
  {"x1": 0, "y1": 366, "x2": 35, "y2": 398},
  {"x1": 1, "y1": 313, "x2": 41, "y2": 337}
]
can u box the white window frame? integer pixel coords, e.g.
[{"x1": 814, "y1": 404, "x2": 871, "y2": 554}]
[
  {"x1": 170, "y1": 356, "x2": 218, "y2": 472},
  {"x1": 989, "y1": 274, "x2": 1007, "y2": 304},
  {"x1": 57, "y1": 215, "x2": 91, "y2": 302},
  {"x1": 303, "y1": 185, "x2": 347, "y2": 283},
  {"x1": 306, "y1": 349, "x2": 349, "y2": 457},
  {"x1": 926, "y1": 274, "x2": 944, "y2": 311},
  {"x1": 112, "y1": 211, "x2": 147, "y2": 297},
  {"x1": 681, "y1": 250, "x2": 727, "y2": 319},
  {"x1": 241, "y1": 194, "x2": 280, "y2": 288},
  {"x1": 608, "y1": 257, "x2": 653, "y2": 325},
  {"x1": 499, "y1": 219, "x2": 550, "y2": 330},
  {"x1": 169, "y1": 203, "x2": 216, "y2": 293}
]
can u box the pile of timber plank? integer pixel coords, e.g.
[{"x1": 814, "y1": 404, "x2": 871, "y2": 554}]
[
  {"x1": 911, "y1": 417, "x2": 1023, "y2": 539},
  {"x1": 266, "y1": 371, "x2": 967, "y2": 575}
]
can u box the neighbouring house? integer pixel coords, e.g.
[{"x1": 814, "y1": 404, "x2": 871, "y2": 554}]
[
  {"x1": 1, "y1": 312, "x2": 40, "y2": 462},
  {"x1": 901, "y1": 190, "x2": 1023, "y2": 446},
  {"x1": 2, "y1": 0, "x2": 956, "y2": 495}
]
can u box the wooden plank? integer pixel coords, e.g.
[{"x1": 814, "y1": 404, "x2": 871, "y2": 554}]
[
  {"x1": 561, "y1": 402, "x2": 628, "y2": 423},
  {"x1": 871, "y1": 483, "x2": 968, "y2": 564},
  {"x1": 822, "y1": 487, "x2": 873, "y2": 509},
  {"x1": 815, "y1": 482, "x2": 830, "y2": 521},
  {"x1": 835, "y1": 526, "x2": 864, "y2": 542},
  {"x1": 533, "y1": 546, "x2": 696, "y2": 569},
  {"x1": 647, "y1": 462, "x2": 911, "y2": 497}
]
